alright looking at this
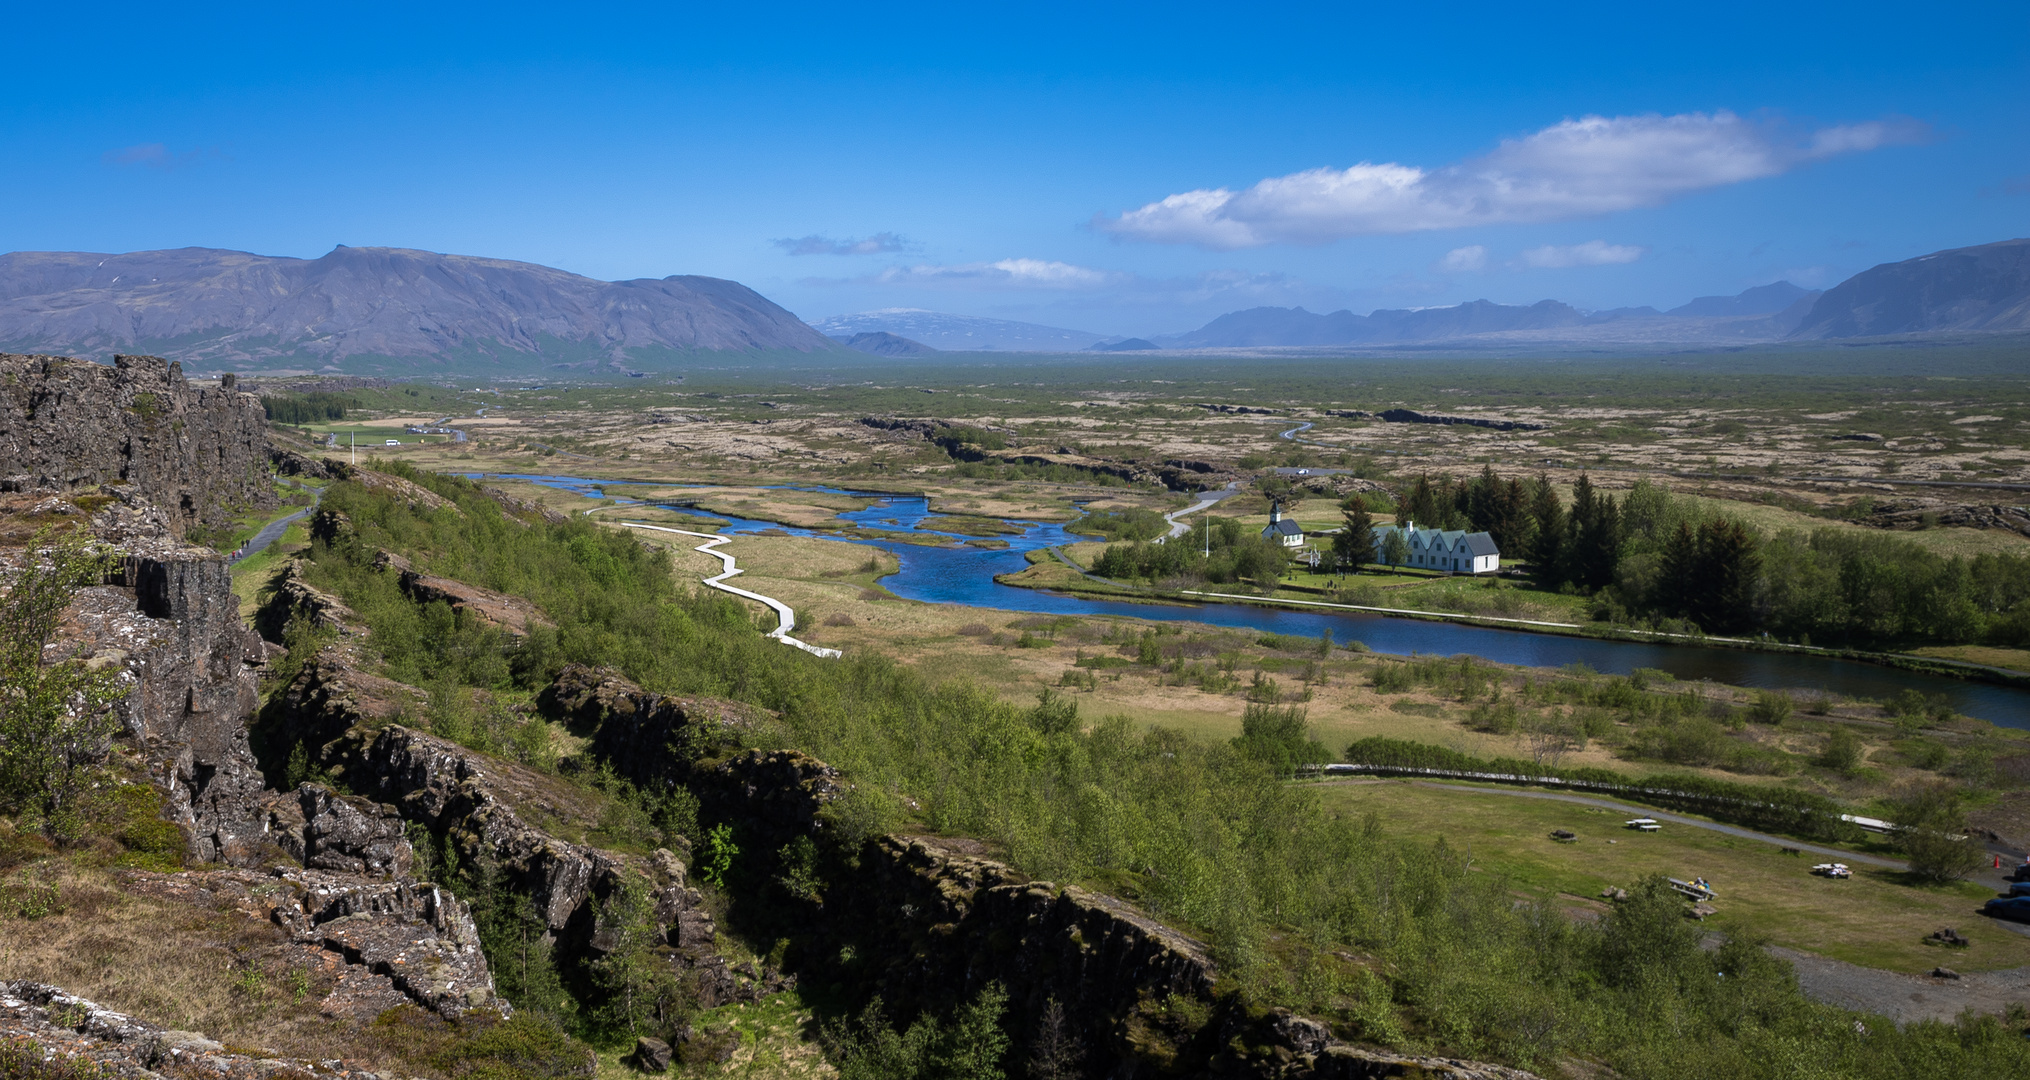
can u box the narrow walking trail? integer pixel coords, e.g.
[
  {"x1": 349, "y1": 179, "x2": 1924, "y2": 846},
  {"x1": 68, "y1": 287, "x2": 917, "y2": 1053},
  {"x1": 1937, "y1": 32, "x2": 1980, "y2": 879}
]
[
  {"x1": 619, "y1": 521, "x2": 843, "y2": 659},
  {"x1": 230, "y1": 486, "x2": 323, "y2": 565}
]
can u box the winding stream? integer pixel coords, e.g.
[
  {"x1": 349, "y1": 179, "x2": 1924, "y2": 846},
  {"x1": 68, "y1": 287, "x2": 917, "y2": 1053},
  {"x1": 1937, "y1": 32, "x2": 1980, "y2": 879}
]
[{"x1": 477, "y1": 474, "x2": 2030, "y2": 729}]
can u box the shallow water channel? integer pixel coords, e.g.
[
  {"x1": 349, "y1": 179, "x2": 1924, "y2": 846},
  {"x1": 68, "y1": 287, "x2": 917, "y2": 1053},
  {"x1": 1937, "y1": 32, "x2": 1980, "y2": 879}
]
[{"x1": 481, "y1": 474, "x2": 2030, "y2": 729}]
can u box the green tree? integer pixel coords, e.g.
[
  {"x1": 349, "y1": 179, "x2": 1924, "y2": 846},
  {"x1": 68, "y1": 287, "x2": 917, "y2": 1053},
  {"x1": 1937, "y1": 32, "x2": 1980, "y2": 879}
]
[
  {"x1": 1526, "y1": 474, "x2": 1566, "y2": 587},
  {"x1": 587, "y1": 876, "x2": 689, "y2": 1036},
  {"x1": 1691, "y1": 518, "x2": 1761, "y2": 634},
  {"x1": 1566, "y1": 472, "x2": 1623, "y2": 591},
  {"x1": 1397, "y1": 475, "x2": 1435, "y2": 527},
  {"x1": 1333, "y1": 496, "x2": 1376, "y2": 575},
  {"x1": 1233, "y1": 702, "x2": 1329, "y2": 776},
  {"x1": 824, "y1": 983, "x2": 1009, "y2": 1080},
  {"x1": 1380, "y1": 529, "x2": 1410, "y2": 568},
  {"x1": 0, "y1": 529, "x2": 127, "y2": 844},
  {"x1": 1465, "y1": 466, "x2": 1532, "y2": 556},
  {"x1": 1886, "y1": 781, "x2": 1987, "y2": 883}
]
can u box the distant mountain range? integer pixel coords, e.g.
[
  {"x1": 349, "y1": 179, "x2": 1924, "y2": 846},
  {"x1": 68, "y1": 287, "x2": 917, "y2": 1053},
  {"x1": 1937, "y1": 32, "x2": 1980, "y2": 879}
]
[
  {"x1": 840, "y1": 331, "x2": 938, "y2": 356},
  {"x1": 1086, "y1": 338, "x2": 1159, "y2": 352},
  {"x1": 4, "y1": 237, "x2": 2022, "y2": 372},
  {"x1": 0, "y1": 246, "x2": 837, "y2": 371},
  {"x1": 809, "y1": 308, "x2": 1107, "y2": 351},
  {"x1": 1791, "y1": 238, "x2": 2030, "y2": 337},
  {"x1": 1146, "y1": 239, "x2": 2030, "y2": 349}
]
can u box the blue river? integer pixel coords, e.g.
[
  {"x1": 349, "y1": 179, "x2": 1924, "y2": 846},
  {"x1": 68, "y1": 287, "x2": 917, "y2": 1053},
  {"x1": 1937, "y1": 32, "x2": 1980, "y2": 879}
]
[{"x1": 474, "y1": 474, "x2": 2030, "y2": 729}]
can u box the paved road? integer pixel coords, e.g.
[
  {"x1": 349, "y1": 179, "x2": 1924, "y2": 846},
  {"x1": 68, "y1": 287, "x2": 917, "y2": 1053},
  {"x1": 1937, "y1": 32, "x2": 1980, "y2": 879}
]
[
  {"x1": 1278, "y1": 421, "x2": 1322, "y2": 446},
  {"x1": 1329, "y1": 777, "x2": 2030, "y2": 899},
  {"x1": 1160, "y1": 480, "x2": 1244, "y2": 541},
  {"x1": 1317, "y1": 776, "x2": 1911, "y2": 868},
  {"x1": 230, "y1": 486, "x2": 322, "y2": 566}
]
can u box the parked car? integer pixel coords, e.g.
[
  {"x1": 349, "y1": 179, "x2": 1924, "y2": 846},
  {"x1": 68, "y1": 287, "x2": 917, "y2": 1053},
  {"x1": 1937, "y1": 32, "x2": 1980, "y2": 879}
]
[
  {"x1": 1983, "y1": 895, "x2": 2030, "y2": 923},
  {"x1": 2007, "y1": 881, "x2": 2030, "y2": 898},
  {"x1": 384, "y1": 439, "x2": 401, "y2": 445}
]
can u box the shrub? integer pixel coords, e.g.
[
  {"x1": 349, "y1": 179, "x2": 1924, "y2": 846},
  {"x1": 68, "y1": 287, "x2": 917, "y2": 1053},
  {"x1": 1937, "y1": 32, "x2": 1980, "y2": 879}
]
[
  {"x1": 822, "y1": 983, "x2": 1010, "y2": 1080},
  {"x1": 0, "y1": 1041, "x2": 111, "y2": 1080},
  {"x1": 1816, "y1": 727, "x2": 1865, "y2": 775},
  {"x1": 1885, "y1": 782, "x2": 1988, "y2": 883},
  {"x1": 0, "y1": 529, "x2": 128, "y2": 844},
  {"x1": 1747, "y1": 690, "x2": 1793, "y2": 725}
]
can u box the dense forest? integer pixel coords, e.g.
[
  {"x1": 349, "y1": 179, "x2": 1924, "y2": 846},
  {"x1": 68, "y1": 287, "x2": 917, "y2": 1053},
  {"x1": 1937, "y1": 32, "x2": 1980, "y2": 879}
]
[
  {"x1": 246, "y1": 463, "x2": 2030, "y2": 1078},
  {"x1": 1363, "y1": 469, "x2": 2030, "y2": 647},
  {"x1": 261, "y1": 391, "x2": 359, "y2": 424}
]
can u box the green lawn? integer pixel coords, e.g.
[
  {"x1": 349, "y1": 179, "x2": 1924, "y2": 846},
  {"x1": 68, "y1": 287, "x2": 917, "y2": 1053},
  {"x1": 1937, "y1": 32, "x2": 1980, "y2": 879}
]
[{"x1": 1319, "y1": 778, "x2": 2028, "y2": 974}]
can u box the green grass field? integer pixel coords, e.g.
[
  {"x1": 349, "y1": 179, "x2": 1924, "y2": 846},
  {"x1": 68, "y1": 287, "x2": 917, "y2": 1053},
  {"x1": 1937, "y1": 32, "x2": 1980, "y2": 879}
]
[{"x1": 1318, "y1": 778, "x2": 2029, "y2": 974}]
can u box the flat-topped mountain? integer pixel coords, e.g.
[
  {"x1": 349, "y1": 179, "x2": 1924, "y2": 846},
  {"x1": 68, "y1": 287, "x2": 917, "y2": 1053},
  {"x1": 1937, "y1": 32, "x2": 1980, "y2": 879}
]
[{"x1": 0, "y1": 246, "x2": 839, "y2": 370}]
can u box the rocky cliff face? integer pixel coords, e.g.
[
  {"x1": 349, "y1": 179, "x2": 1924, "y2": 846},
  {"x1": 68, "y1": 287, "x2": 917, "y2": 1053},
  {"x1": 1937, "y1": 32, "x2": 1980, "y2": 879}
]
[
  {"x1": 540, "y1": 663, "x2": 837, "y2": 842},
  {"x1": 0, "y1": 357, "x2": 513, "y2": 1030},
  {"x1": 25, "y1": 487, "x2": 272, "y2": 864},
  {"x1": 820, "y1": 835, "x2": 1539, "y2": 1080},
  {"x1": 539, "y1": 663, "x2": 1540, "y2": 1079},
  {"x1": 0, "y1": 353, "x2": 274, "y2": 536}
]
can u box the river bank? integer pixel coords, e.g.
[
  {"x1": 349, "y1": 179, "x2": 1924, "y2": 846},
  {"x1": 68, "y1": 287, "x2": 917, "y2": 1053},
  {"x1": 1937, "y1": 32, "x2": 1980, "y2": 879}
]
[
  {"x1": 999, "y1": 548, "x2": 2030, "y2": 692},
  {"x1": 469, "y1": 472, "x2": 2030, "y2": 728}
]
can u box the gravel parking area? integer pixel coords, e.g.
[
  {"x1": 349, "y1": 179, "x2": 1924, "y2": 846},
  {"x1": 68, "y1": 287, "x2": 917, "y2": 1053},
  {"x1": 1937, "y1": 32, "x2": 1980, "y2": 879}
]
[{"x1": 1774, "y1": 946, "x2": 2030, "y2": 1025}]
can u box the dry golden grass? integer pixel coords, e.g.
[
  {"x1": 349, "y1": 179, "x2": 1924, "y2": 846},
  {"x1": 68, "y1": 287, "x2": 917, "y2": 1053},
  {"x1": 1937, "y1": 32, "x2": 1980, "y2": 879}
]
[
  {"x1": 1683, "y1": 494, "x2": 2030, "y2": 556},
  {"x1": 0, "y1": 858, "x2": 400, "y2": 1065}
]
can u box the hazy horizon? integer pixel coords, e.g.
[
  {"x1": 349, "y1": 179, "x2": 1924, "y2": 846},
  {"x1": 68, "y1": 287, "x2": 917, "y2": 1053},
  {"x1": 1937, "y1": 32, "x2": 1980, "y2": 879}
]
[{"x1": 4, "y1": 1, "x2": 2025, "y2": 338}]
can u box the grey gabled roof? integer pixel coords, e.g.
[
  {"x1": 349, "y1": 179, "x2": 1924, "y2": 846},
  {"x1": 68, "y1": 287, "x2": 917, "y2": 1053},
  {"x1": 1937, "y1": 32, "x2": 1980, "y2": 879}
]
[
  {"x1": 1462, "y1": 531, "x2": 1499, "y2": 557},
  {"x1": 1262, "y1": 518, "x2": 1304, "y2": 536}
]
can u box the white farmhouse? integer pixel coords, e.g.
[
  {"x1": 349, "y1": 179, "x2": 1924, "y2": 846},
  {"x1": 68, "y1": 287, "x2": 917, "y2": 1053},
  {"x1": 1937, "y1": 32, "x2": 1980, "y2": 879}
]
[
  {"x1": 1371, "y1": 520, "x2": 1500, "y2": 574},
  {"x1": 1260, "y1": 501, "x2": 1305, "y2": 548}
]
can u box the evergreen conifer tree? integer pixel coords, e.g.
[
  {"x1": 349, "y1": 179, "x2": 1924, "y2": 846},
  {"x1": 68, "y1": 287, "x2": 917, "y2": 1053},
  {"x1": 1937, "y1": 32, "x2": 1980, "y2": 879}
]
[{"x1": 1334, "y1": 495, "x2": 1375, "y2": 574}]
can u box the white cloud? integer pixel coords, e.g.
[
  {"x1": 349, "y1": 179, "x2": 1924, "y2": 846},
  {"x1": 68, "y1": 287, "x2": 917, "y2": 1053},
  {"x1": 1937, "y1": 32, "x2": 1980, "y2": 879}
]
[
  {"x1": 1437, "y1": 245, "x2": 1488, "y2": 272},
  {"x1": 1517, "y1": 240, "x2": 1645, "y2": 268},
  {"x1": 802, "y1": 259, "x2": 1313, "y2": 306},
  {"x1": 102, "y1": 142, "x2": 214, "y2": 171},
  {"x1": 774, "y1": 232, "x2": 910, "y2": 256},
  {"x1": 1098, "y1": 111, "x2": 1917, "y2": 249},
  {"x1": 808, "y1": 258, "x2": 1125, "y2": 290}
]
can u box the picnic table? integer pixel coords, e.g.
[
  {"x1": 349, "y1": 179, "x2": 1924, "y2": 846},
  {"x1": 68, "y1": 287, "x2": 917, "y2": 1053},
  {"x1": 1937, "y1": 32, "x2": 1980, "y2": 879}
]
[
  {"x1": 1624, "y1": 818, "x2": 1661, "y2": 832},
  {"x1": 1669, "y1": 877, "x2": 1717, "y2": 901}
]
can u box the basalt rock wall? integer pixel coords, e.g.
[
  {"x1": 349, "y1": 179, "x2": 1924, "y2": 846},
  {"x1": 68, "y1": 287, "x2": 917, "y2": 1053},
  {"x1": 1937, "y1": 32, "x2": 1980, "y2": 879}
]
[
  {"x1": 539, "y1": 663, "x2": 838, "y2": 844},
  {"x1": 32, "y1": 489, "x2": 273, "y2": 864},
  {"x1": 0, "y1": 353, "x2": 275, "y2": 535},
  {"x1": 817, "y1": 836, "x2": 1542, "y2": 1079},
  {"x1": 540, "y1": 664, "x2": 1538, "y2": 1078}
]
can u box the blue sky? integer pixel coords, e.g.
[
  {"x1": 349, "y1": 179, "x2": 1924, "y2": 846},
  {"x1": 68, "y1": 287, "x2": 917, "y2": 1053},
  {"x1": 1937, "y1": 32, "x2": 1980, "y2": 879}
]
[{"x1": 4, "y1": 1, "x2": 2026, "y2": 336}]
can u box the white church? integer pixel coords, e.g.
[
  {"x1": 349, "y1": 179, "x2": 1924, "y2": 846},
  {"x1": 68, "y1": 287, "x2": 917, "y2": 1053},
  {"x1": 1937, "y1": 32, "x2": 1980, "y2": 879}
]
[{"x1": 1260, "y1": 502, "x2": 1306, "y2": 548}]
